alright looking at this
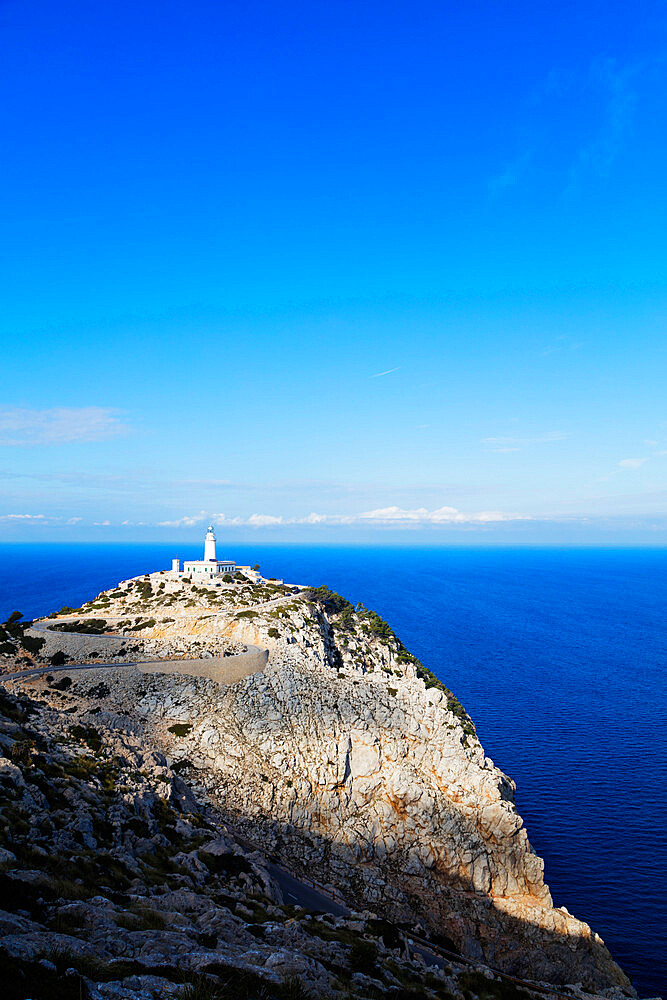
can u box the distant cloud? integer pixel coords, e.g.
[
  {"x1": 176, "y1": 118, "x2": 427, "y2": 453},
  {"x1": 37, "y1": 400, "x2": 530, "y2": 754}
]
[
  {"x1": 488, "y1": 150, "x2": 532, "y2": 195},
  {"x1": 0, "y1": 406, "x2": 130, "y2": 446},
  {"x1": 246, "y1": 513, "x2": 283, "y2": 526},
  {"x1": 528, "y1": 56, "x2": 648, "y2": 193},
  {"x1": 0, "y1": 513, "x2": 90, "y2": 527},
  {"x1": 183, "y1": 478, "x2": 234, "y2": 487},
  {"x1": 575, "y1": 57, "x2": 637, "y2": 178},
  {"x1": 357, "y1": 505, "x2": 530, "y2": 524},
  {"x1": 541, "y1": 335, "x2": 584, "y2": 357},
  {"x1": 564, "y1": 56, "x2": 644, "y2": 193},
  {"x1": 370, "y1": 367, "x2": 400, "y2": 379},
  {"x1": 152, "y1": 505, "x2": 532, "y2": 529},
  {"x1": 157, "y1": 510, "x2": 228, "y2": 528},
  {"x1": 0, "y1": 513, "x2": 46, "y2": 521},
  {"x1": 158, "y1": 510, "x2": 285, "y2": 529},
  {"x1": 598, "y1": 454, "x2": 651, "y2": 481},
  {"x1": 482, "y1": 431, "x2": 568, "y2": 452}
]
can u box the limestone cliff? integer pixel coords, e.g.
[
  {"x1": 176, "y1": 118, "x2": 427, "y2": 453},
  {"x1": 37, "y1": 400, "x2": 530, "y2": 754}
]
[{"x1": 2, "y1": 572, "x2": 636, "y2": 996}]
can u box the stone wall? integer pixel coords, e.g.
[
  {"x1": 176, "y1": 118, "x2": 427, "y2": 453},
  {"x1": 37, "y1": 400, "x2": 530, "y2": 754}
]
[{"x1": 136, "y1": 646, "x2": 268, "y2": 684}]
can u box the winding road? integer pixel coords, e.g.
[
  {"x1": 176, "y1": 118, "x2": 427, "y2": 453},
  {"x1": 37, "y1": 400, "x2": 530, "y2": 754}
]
[{"x1": 2, "y1": 612, "x2": 274, "y2": 684}]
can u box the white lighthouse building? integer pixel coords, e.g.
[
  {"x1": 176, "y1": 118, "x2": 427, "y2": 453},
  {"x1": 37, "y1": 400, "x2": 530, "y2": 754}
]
[
  {"x1": 172, "y1": 525, "x2": 261, "y2": 583},
  {"x1": 204, "y1": 524, "x2": 217, "y2": 562},
  {"x1": 178, "y1": 525, "x2": 236, "y2": 578}
]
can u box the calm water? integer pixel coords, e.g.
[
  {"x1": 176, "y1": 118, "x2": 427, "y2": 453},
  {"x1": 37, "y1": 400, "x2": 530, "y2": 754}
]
[{"x1": 1, "y1": 543, "x2": 665, "y2": 997}]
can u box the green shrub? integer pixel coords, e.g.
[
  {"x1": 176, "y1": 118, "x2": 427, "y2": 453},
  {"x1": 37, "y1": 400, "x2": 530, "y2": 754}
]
[
  {"x1": 23, "y1": 634, "x2": 45, "y2": 654},
  {"x1": 69, "y1": 724, "x2": 102, "y2": 752},
  {"x1": 349, "y1": 938, "x2": 377, "y2": 972},
  {"x1": 51, "y1": 618, "x2": 107, "y2": 635},
  {"x1": 303, "y1": 585, "x2": 353, "y2": 617},
  {"x1": 198, "y1": 850, "x2": 252, "y2": 876},
  {"x1": 172, "y1": 758, "x2": 192, "y2": 774},
  {"x1": 127, "y1": 618, "x2": 156, "y2": 631},
  {"x1": 9, "y1": 738, "x2": 35, "y2": 766},
  {"x1": 0, "y1": 611, "x2": 44, "y2": 656},
  {"x1": 168, "y1": 723, "x2": 192, "y2": 737},
  {"x1": 49, "y1": 671, "x2": 71, "y2": 686}
]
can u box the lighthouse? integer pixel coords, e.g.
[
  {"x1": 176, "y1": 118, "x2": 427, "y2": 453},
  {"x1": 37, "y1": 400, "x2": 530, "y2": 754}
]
[
  {"x1": 173, "y1": 525, "x2": 262, "y2": 582},
  {"x1": 204, "y1": 524, "x2": 217, "y2": 562}
]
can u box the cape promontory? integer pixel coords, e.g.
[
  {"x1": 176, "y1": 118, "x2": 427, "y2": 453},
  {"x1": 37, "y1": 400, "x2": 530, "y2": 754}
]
[{"x1": 0, "y1": 561, "x2": 639, "y2": 1000}]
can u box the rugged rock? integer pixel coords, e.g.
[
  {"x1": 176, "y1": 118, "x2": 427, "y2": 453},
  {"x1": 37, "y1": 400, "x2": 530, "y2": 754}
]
[{"x1": 0, "y1": 572, "x2": 640, "y2": 998}]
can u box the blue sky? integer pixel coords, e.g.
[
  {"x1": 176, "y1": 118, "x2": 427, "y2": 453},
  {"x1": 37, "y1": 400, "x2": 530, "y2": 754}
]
[{"x1": 1, "y1": 0, "x2": 666, "y2": 543}]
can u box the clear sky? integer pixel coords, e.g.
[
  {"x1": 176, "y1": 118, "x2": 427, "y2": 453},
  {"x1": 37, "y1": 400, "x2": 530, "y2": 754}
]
[{"x1": 2, "y1": 0, "x2": 666, "y2": 543}]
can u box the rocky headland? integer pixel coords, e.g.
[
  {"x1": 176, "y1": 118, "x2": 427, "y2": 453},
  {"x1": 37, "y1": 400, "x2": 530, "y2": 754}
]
[{"x1": 0, "y1": 569, "x2": 643, "y2": 999}]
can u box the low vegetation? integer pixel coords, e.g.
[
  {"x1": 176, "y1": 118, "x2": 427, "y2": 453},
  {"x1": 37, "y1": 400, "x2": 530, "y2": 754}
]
[
  {"x1": 50, "y1": 618, "x2": 108, "y2": 635},
  {"x1": 0, "y1": 610, "x2": 45, "y2": 658}
]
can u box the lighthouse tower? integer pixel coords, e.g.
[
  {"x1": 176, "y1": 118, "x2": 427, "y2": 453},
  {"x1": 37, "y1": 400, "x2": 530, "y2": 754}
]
[
  {"x1": 204, "y1": 524, "x2": 217, "y2": 562},
  {"x1": 177, "y1": 524, "x2": 257, "y2": 580}
]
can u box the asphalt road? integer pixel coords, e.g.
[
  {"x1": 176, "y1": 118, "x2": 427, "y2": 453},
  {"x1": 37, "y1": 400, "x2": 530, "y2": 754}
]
[
  {"x1": 266, "y1": 861, "x2": 451, "y2": 972},
  {"x1": 1, "y1": 661, "x2": 138, "y2": 682},
  {"x1": 267, "y1": 862, "x2": 350, "y2": 917}
]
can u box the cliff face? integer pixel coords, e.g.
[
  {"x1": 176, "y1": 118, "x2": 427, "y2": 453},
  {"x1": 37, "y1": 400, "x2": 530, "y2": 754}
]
[
  {"x1": 4, "y1": 574, "x2": 634, "y2": 995},
  {"x1": 0, "y1": 684, "x2": 485, "y2": 1000},
  {"x1": 109, "y1": 642, "x2": 629, "y2": 990}
]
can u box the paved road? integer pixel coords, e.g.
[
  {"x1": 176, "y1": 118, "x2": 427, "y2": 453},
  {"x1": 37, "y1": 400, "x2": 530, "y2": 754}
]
[
  {"x1": 264, "y1": 859, "x2": 573, "y2": 993},
  {"x1": 1, "y1": 661, "x2": 139, "y2": 682},
  {"x1": 9, "y1": 613, "x2": 272, "y2": 685},
  {"x1": 267, "y1": 861, "x2": 457, "y2": 972},
  {"x1": 267, "y1": 863, "x2": 349, "y2": 917},
  {"x1": 265, "y1": 863, "x2": 451, "y2": 969}
]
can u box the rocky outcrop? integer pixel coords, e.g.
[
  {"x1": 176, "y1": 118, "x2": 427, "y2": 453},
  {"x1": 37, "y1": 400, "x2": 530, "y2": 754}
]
[
  {"x1": 2, "y1": 680, "x2": 618, "y2": 1000},
  {"x1": 66, "y1": 657, "x2": 628, "y2": 993},
  {"x1": 2, "y1": 574, "x2": 637, "y2": 997}
]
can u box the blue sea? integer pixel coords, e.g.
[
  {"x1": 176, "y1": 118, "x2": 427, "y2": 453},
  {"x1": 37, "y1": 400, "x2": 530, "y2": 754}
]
[{"x1": 1, "y1": 544, "x2": 665, "y2": 997}]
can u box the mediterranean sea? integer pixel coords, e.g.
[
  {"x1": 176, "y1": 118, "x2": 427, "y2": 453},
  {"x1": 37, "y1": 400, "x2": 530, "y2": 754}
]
[{"x1": 0, "y1": 543, "x2": 665, "y2": 996}]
